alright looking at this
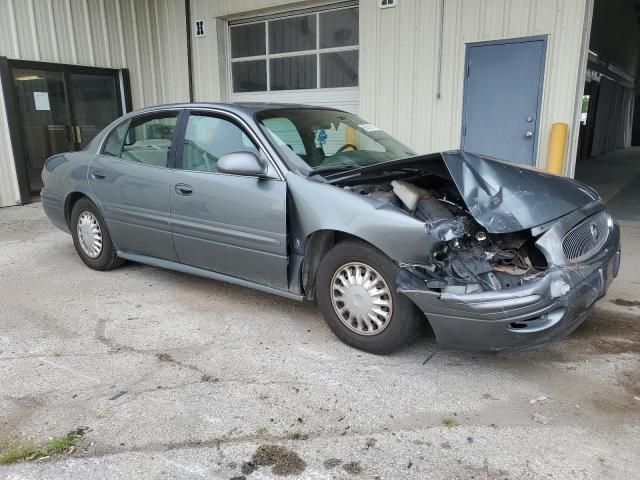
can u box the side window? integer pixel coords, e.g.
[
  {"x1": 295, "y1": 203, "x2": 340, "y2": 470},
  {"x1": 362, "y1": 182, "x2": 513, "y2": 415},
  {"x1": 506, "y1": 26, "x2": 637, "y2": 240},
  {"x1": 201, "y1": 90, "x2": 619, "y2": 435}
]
[
  {"x1": 102, "y1": 120, "x2": 130, "y2": 157},
  {"x1": 181, "y1": 115, "x2": 259, "y2": 173},
  {"x1": 262, "y1": 117, "x2": 306, "y2": 155},
  {"x1": 120, "y1": 113, "x2": 179, "y2": 167}
]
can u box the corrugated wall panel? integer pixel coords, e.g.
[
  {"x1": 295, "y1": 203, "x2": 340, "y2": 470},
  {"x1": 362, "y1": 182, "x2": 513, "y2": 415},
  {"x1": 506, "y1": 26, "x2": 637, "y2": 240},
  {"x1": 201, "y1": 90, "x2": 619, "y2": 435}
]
[
  {"x1": 87, "y1": 0, "x2": 110, "y2": 67},
  {"x1": 33, "y1": 0, "x2": 57, "y2": 63},
  {"x1": 52, "y1": 0, "x2": 79, "y2": 64},
  {"x1": 103, "y1": 0, "x2": 126, "y2": 67},
  {"x1": 70, "y1": 0, "x2": 96, "y2": 66},
  {"x1": 0, "y1": 0, "x2": 188, "y2": 102},
  {"x1": 359, "y1": 0, "x2": 589, "y2": 170},
  {"x1": 13, "y1": 0, "x2": 40, "y2": 60},
  {"x1": 189, "y1": 0, "x2": 340, "y2": 102},
  {"x1": 0, "y1": 0, "x2": 189, "y2": 206},
  {"x1": 0, "y1": 76, "x2": 21, "y2": 207}
]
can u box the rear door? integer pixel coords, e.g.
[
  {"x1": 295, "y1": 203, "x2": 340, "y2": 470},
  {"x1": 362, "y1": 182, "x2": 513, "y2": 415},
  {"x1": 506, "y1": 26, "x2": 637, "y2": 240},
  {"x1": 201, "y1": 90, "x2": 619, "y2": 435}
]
[
  {"x1": 89, "y1": 110, "x2": 181, "y2": 261},
  {"x1": 169, "y1": 110, "x2": 289, "y2": 289}
]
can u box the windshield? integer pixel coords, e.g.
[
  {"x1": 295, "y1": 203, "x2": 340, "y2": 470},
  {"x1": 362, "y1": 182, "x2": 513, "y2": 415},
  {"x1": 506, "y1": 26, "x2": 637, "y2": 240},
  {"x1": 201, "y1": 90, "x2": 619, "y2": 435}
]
[{"x1": 256, "y1": 108, "x2": 415, "y2": 174}]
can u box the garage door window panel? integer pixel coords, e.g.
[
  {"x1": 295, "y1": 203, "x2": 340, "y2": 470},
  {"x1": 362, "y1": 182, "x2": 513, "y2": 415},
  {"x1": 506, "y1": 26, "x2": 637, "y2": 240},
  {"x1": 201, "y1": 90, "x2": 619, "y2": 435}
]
[
  {"x1": 321, "y1": 51, "x2": 358, "y2": 88},
  {"x1": 232, "y1": 60, "x2": 267, "y2": 93},
  {"x1": 269, "y1": 15, "x2": 316, "y2": 54},
  {"x1": 231, "y1": 23, "x2": 265, "y2": 58},
  {"x1": 229, "y1": 7, "x2": 359, "y2": 94},
  {"x1": 319, "y1": 9, "x2": 358, "y2": 48},
  {"x1": 270, "y1": 55, "x2": 317, "y2": 90}
]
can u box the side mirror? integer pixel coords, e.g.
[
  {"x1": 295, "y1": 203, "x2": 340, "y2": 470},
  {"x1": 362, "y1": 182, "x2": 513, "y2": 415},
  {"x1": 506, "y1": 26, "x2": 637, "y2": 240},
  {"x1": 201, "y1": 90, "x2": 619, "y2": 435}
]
[{"x1": 217, "y1": 151, "x2": 268, "y2": 177}]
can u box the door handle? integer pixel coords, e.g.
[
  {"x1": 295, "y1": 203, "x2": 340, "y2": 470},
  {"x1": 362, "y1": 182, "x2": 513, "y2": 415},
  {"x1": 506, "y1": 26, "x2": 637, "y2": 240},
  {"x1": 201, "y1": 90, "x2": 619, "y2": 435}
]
[
  {"x1": 174, "y1": 184, "x2": 193, "y2": 196},
  {"x1": 91, "y1": 170, "x2": 106, "y2": 180},
  {"x1": 75, "y1": 126, "x2": 83, "y2": 144},
  {"x1": 524, "y1": 131, "x2": 534, "y2": 139}
]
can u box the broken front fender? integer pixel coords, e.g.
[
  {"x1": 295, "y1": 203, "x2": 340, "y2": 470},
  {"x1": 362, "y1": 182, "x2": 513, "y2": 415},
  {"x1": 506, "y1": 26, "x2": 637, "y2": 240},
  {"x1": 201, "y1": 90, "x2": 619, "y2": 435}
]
[{"x1": 398, "y1": 224, "x2": 621, "y2": 351}]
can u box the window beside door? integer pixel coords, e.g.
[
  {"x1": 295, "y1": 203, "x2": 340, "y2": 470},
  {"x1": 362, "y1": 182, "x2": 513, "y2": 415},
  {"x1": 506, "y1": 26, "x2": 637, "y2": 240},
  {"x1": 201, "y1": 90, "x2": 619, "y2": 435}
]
[
  {"x1": 102, "y1": 113, "x2": 178, "y2": 168},
  {"x1": 182, "y1": 115, "x2": 259, "y2": 173},
  {"x1": 229, "y1": 6, "x2": 359, "y2": 93}
]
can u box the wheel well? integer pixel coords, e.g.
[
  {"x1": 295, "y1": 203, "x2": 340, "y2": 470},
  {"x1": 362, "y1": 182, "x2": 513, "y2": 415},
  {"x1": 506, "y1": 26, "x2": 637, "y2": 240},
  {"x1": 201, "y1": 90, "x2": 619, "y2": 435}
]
[
  {"x1": 300, "y1": 230, "x2": 368, "y2": 300},
  {"x1": 64, "y1": 192, "x2": 88, "y2": 228}
]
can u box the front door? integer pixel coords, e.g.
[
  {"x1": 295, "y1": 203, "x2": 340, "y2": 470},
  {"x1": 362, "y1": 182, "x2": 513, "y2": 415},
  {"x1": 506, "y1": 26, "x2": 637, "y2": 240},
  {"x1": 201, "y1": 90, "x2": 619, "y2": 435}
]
[
  {"x1": 170, "y1": 111, "x2": 289, "y2": 289},
  {"x1": 10, "y1": 61, "x2": 123, "y2": 196},
  {"x1": 461, "y1": 37, "x2": 546, "y2": 165}
]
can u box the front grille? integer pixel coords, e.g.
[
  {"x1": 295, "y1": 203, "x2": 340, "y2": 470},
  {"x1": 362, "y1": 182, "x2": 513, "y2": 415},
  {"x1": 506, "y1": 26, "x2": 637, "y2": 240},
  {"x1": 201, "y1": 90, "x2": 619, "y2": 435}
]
[{"x1": 562, "y1": 210, "x2": 610, "y2": 263}]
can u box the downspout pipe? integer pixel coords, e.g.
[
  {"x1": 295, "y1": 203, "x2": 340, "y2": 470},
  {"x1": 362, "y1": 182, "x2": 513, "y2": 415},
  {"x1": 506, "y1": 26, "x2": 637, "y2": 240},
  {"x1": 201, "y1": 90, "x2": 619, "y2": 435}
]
[
  {"x1": 185, "y1": 0, "x2": 194, "y2": 102},
  {"x1": 436, "y1": 0, "x2": 444, "y2": 99}
]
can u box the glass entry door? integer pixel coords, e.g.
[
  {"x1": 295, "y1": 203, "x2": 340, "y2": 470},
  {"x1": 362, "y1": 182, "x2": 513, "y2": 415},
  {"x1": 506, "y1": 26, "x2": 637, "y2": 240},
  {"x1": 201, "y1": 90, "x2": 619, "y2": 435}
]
[
  {"x1": 67, "y1": 73, "x2": 121, "y2": 149},
  {"x1": 11, "y1": 64, "x2": 123, "y2": 194}
]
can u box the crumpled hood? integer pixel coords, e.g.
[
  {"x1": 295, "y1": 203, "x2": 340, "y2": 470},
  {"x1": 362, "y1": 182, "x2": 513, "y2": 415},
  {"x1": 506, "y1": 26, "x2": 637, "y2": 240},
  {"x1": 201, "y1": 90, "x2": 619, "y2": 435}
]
[{"x1": 441, "y1": 151, "x2": 600, "y2": 233}]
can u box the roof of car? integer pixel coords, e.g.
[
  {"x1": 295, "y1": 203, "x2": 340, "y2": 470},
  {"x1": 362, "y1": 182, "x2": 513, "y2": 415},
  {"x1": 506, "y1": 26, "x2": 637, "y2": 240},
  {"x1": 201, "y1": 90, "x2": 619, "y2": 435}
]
[{"x1": 129, "y1": 102, "x2": 339, "y2": 116}]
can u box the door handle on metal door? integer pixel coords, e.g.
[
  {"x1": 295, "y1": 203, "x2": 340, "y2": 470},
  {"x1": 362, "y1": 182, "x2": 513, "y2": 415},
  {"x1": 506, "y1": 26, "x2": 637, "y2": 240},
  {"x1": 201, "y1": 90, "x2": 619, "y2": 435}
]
[
  {"x1": 91, "y1": 170, "x2": 106, "y2": 180},
  {"x1": 524, "y1": 131, "x2": 534, "y2": 139},
  {"x1": 174, "y1": 184, "x2": 193, "y2": 196}
]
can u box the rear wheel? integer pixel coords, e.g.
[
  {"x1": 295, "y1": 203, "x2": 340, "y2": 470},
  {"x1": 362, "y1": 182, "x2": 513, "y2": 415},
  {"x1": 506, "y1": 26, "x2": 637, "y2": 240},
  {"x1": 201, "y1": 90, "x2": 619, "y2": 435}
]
[
  {"x1": 316, "y1": 240, "x2": 424, "y2": 354},
  {"x1": 70, "y1": 198, "x2": 124, "y2": 271}
]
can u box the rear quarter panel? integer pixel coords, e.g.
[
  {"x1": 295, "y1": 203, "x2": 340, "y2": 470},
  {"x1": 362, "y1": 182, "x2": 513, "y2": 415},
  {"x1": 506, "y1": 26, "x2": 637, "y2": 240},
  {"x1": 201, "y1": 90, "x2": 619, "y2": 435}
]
[{"x1": 42, "y1": 151, "x2": 100, "y2": 232}]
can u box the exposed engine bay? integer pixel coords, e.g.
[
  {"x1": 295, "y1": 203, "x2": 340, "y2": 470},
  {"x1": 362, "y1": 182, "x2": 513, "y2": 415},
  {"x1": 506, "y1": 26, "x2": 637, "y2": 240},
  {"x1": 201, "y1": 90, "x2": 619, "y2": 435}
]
[{"x1": 343, "y1": 176, "x2": 549, "y2": 294}]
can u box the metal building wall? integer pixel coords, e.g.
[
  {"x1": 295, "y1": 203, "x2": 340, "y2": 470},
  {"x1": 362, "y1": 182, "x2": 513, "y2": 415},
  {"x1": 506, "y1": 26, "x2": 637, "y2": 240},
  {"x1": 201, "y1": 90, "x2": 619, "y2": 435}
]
[
  {"x1": 359, "y1": 0, "x2": 591, "y2": 172},
  {"x1": 190, "y1": 0, "x2": 590, "y2": 173},
  {"x1": 188, "y1": 0, "x2": 324, "y2": 103},
  {"x1": 0, "y1": 76, "x2": 20, "y2": 207},
  {"x1": 0, "y1": 0, "x2": 190, "y2": 207}
]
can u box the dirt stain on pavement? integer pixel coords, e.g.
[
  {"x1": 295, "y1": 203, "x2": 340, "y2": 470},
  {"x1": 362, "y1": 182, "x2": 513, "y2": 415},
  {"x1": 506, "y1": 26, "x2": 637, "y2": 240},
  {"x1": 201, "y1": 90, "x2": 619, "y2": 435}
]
[
  {"x1": 323, "y1": 458, "x2": 342, "y2": 469},
  {"x1": 618, "y1": 369, "x2": 640, "y2": 396},
  {"x1": 611, "y1": 298, "x2": 640, "y2": 308},
  {"x1": 464, "y1": 462, "x2": 512, "y2": 480},
  {"x1": 564, "y1": 309, "x2": 640, "y2": 356},
  {"x1": 342, "y1": 461, "x2": 363, "y2": 475},
  {"x1": 156, "y1": 353, "x2": 174, "y2": 362},
  {"x1": 250, "y1": 444, "x2": 306, "y2": 476}
]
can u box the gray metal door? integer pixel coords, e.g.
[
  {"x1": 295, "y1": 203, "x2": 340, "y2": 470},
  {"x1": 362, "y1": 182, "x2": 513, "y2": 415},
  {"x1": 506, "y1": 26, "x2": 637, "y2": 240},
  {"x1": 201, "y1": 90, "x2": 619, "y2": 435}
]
[
  {"x1": 462, "y1": 38, "x2": 546, "y2": 165},
  {"x1": 170, "y1": 112, "x2": 289, "y2": 289}
]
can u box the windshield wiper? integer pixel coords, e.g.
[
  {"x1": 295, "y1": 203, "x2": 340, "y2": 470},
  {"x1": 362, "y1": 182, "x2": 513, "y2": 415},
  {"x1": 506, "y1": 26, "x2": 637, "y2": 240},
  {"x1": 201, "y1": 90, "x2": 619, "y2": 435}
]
[{"x1": 311, "y1": 164, "x2": 360, "y2": 175}]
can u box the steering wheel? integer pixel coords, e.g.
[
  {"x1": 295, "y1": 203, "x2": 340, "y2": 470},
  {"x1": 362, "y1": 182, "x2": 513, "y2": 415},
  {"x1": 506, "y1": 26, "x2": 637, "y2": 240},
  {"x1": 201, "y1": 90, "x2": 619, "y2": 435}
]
[{"x1": 335, "y1": 143, "x2": 358, "y2": 154}]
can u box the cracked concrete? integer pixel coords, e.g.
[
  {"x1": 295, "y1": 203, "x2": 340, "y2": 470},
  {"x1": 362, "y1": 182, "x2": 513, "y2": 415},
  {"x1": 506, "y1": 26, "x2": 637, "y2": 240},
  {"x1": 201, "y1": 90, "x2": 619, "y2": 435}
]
[{"x1": 0, "y1": 203, "x2": 639, "y2": 479}]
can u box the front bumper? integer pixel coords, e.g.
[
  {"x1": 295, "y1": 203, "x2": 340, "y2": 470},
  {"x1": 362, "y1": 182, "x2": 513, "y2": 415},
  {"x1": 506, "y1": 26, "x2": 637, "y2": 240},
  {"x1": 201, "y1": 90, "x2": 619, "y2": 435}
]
[{"x1": 398, "y1": 224, "x2": 621, "y2": 351}]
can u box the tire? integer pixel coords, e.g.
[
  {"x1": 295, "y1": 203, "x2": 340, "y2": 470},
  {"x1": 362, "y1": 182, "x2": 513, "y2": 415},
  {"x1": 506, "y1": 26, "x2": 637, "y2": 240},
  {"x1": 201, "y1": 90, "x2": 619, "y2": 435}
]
[
  {"x1": 316, "y1": 239, "x2": 424, "y2": 354},
  {"x1": 70, "y1": 198, "x2": 124, "y2": 271}
]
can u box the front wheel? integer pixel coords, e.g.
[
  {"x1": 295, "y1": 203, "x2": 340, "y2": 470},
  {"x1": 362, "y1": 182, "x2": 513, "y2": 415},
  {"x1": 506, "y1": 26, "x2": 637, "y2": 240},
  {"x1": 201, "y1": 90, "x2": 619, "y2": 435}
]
[{"x1": 316, "y1": 240, "x2": 424, "y2": 354}]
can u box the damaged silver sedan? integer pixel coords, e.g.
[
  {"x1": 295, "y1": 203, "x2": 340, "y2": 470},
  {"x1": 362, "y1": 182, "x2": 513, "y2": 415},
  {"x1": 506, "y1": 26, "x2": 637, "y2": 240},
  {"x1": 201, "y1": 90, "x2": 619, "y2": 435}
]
[{"x1": 42, "y1": 104, "x2": 621, "y2": 353}]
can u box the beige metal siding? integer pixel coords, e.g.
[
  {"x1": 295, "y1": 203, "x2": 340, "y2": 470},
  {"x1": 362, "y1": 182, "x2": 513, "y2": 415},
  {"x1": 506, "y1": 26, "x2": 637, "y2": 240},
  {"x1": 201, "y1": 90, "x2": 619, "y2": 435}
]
[
  {"x1": 190, "y1": 0, "x2": 588, "y2": 170},
  {"x1": 0, "y1": 75, "x2": 21, "y2": 206},
  {"x1": 359, "y1": 0, "x2": 590, "y2": 171},
  {"x1": 189, "y1": 0, "x2": 349, "y2": 101},
  {"x1": 0, "y1": 0, "x2": 190, "y2": 107},
  {"x1": 0, "y1": 0, "x2": 190, "y2": 206}
]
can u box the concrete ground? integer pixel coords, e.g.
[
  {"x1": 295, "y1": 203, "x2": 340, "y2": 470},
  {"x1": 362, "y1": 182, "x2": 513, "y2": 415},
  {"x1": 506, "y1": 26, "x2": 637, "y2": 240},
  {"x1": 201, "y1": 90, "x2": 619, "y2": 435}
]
[
  {"x1": 575, "y1": 146, "x2": 640, "y2": 222},
  {"x1": 0, "y1": 202, "x2": 639, "y2": 480}
]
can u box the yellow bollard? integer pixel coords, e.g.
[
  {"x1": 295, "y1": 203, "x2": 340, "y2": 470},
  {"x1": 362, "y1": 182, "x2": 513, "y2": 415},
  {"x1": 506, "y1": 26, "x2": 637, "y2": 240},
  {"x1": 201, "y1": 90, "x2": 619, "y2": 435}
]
[
  {"x1": 547, "y1": 122, "x2": 568, "y2": 175},
  {"x1": 345, "y1": 126, "x2": 357, "y2": 148}
]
